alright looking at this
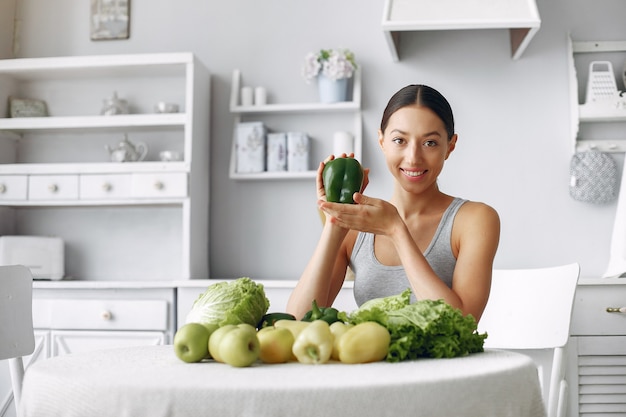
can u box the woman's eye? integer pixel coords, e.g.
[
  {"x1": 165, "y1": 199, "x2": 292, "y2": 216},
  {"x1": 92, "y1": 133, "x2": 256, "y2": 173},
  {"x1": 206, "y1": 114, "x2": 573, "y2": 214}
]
[
  {"x1": 392, "y1": 137, "x2": 405, "y2": 145},
  {"x1": 424, "y1": 140, "x2": 438, "y2": 147}
]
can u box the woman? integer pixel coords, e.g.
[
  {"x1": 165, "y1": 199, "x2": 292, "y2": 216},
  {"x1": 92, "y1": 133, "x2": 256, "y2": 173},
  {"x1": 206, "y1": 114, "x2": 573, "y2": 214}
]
[{"x1": 286, "y1": 84, "x2": 500, "y2": 321}]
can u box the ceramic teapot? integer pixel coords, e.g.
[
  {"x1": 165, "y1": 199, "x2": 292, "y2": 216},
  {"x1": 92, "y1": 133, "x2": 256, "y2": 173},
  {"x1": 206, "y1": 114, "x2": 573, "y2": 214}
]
[{"x1": 105, "y1": 135, "x2": 148, "y2": 162}]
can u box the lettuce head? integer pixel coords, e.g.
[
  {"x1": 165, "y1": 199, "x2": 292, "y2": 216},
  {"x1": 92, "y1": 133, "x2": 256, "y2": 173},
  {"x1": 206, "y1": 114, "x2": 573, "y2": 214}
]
[
  {"x1": 341, "y1": 289, "x2": 487, "y2": 362},
  {"x1": 185, "y1": 277, "x2": 270, "y2": 328}
]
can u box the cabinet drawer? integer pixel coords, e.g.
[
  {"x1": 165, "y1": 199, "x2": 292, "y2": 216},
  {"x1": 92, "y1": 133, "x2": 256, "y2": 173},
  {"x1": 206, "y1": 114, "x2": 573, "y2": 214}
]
[
  {"x1": 131, "y1": 172, "x2": 187, "y2": 198},
  {"x1": 80, "y1": 174, "x2": 132, "y2": 199},
  {"x1": 28, "y1": 175, "x2": 79, "y2": 200},
  {"x1": 571, "y1": 284, "x2": 626, "y2": 336},
  {"x1": 0, "y1": 175, "x2": 27, "y2": 200},
  {"x1": 33, "y1": 298, "x2": 169, "y2": 331}
]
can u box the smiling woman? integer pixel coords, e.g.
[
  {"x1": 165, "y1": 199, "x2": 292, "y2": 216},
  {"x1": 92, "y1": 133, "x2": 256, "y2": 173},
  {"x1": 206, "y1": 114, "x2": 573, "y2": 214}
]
[{"x1": 287, "y1": 84, "x2": 501, "y2": 322}]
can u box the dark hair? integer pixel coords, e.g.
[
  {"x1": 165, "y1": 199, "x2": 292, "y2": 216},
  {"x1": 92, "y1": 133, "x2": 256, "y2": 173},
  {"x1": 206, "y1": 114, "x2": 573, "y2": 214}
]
[{"x1": 380, "y1": 85, "x2": 455, "y2": 140}]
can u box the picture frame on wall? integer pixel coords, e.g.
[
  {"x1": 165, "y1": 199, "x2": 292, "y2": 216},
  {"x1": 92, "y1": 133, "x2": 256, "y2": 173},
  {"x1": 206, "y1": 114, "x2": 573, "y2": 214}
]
[{"x1": 90, "y1": 0, "x2": 130, "y2": 41}]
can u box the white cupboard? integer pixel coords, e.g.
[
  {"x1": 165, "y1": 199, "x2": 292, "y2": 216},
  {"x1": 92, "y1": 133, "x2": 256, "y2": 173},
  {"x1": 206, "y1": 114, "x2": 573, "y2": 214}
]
[
  {"x1": 567, "y1": 279, "x2": 626, "y2": 416},
  {"x1": 0, "y1": 52, "x2": 211, "y2": 281}
]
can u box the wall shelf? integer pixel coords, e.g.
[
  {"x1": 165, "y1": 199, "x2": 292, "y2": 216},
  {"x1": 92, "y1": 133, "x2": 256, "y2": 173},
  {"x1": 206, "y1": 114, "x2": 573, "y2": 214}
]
[
  {"x1": 228, "y1": 68, "x2": 362, "y2": 181},
  {"x1": 381, "y1": 0, "x2": 541, "y2": 62},
  {"x1": 568, "y1": 36, "x2": 626, "y2": 153}
]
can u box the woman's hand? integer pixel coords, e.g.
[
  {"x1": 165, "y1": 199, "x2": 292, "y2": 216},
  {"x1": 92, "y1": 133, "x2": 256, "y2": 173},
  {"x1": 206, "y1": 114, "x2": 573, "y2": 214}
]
[{"x1": 319, "y1": 193, "x2": 401, "y2": 237}]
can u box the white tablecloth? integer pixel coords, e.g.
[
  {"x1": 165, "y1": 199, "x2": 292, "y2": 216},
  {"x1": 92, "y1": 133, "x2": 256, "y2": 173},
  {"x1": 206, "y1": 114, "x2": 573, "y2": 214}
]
[{"x1": 20, "y1": 345, "x2": 546, "y2": 417}]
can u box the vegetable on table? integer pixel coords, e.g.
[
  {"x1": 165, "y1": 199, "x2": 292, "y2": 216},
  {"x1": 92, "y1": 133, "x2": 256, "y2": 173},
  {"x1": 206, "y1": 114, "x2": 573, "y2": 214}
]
[
  {"x1": 256, "y1": 312, "x2": 296, "y2": 330},
  {"x1": 185, "y1": 277, "x2": 270, "y2": 328},
  {"x1": 339, "y1": 289, "x2": 487, "y2": 362},
  {"x1": 292, "y1": 320, "x2": 334, "y2": 364},
  {"x1": 322, "y1": 157, "x2": 364, "y2": 204},
  {"x1": 301, "y1": 299, "x2": 340, "y2": 324},
  {"x1": 337, "y1": 321, "x2": 390, "y2": 364},
  {"x1": 329, "y1": 321, "x2": 353, "y2": 361},
  {"x1": 274, "y1": 319, "x2": 311, "y2": 339}
]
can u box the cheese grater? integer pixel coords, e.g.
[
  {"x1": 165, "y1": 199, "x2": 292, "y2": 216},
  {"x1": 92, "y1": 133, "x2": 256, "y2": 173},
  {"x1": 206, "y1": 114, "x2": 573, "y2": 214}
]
[{"x1": 585, "y1": 61, "x2": 619, "y2": 104}]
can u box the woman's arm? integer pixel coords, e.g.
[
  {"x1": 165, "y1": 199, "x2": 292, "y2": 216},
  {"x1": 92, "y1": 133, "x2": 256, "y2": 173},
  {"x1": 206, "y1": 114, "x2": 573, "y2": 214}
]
[
  {"x1": 286, "y1": 158, "x2": 358, "y2": 319},
  {"x1": 391, "y1": 202, "x2": 500, "y2": 320},
  {"x1": 286, "y1": 222, "x2": 351, "y2": 319},
  {"x1": 321, "y1": 194, "x2": 500, "y2": 320}
]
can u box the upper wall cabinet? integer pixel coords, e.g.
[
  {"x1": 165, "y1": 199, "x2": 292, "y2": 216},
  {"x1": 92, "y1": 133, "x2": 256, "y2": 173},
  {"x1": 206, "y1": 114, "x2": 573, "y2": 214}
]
[{"x1": 381, "y1": 0, "x2": 541, "y2": 61}]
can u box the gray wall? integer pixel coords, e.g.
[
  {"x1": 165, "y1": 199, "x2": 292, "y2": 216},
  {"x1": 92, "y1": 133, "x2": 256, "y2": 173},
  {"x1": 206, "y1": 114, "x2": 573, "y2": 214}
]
[
  {"x1": 0, "y1": 0, "x2": 15, "y2": 58},
  {"x1": 6, "y1": 0, "x2": 626, "y2": 280}
]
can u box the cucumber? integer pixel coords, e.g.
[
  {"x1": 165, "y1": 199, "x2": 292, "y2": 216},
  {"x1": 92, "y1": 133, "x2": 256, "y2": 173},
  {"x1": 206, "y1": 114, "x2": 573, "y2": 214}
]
[{"x1": 256, "y1": 312, "x2": 296, "y2": 329}]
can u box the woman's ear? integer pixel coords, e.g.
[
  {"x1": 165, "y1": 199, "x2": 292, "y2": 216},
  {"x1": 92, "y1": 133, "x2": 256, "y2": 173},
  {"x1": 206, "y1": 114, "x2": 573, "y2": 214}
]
[
  {"x1": 378, "y1": 129, "x2": 385, "y2": 150},
  {"x1": 445, "y1": 134, "x2": 458, "y2": 160}
]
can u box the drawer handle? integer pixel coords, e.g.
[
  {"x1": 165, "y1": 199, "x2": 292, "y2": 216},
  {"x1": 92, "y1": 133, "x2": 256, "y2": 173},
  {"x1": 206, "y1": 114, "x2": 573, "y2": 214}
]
[
  {"x1": 606, "y1": 306, "x2": 626, "y2": 313},
  {"x1": 0, "y1": 184, "x2": 6, "y2": 194},
  {"x1": 102, "y1": 182, "x2": 113, "y2": 192},
  {"x1": 101, "y1": 310, "x2": 113, "y2": 321},
  {"x1": 49, "y1": 184, "x2": 59, "y2": 193},
  {"x1": 154, "y1": 181, "x2": 164, "y2": 190}
]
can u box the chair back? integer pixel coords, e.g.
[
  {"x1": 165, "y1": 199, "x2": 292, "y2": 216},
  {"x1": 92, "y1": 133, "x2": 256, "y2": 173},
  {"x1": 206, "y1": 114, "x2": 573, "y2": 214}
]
[
  {"x1": 478, "y1": 263, "x2": 580, "y2": 417},
  {"x1": 0, "y1": 265, "x2": 35, "y2": 413}
]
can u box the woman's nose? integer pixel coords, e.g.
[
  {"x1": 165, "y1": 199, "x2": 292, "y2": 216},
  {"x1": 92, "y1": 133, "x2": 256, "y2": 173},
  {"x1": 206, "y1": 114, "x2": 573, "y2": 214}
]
[{"x1": 406, "y1": 142, "x2": 422, "y2": 164}]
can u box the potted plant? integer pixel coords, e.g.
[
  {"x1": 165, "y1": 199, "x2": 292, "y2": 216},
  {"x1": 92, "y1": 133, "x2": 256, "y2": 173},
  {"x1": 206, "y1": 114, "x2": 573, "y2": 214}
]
[{"x1": 301, "y1": 49, "x2": 357, "y2": 103}]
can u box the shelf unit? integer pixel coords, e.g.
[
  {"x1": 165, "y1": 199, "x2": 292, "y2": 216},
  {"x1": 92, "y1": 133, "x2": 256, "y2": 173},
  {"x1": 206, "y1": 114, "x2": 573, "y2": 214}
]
[
  {"x1": 0, "y1": 53, "x2": 210, "y2": 280},
  {"x1": 568, "y1": 37, "x2": 626, "y2": 153},
  {"x1": 228, "y1": 68, "x2": 362, "y2": 180},
  {"x1": 381, "y1": 0, "x2": 541, "y2": 62}
]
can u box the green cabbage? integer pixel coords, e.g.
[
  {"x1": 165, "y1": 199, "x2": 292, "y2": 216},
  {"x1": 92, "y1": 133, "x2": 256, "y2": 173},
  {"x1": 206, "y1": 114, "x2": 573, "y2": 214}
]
[
  {"x1": 185, "y1": 277, "x2": 270, "y2": 328},
  {"x1": 340, "y1": 289, "x2": 487, "y2": 362}
]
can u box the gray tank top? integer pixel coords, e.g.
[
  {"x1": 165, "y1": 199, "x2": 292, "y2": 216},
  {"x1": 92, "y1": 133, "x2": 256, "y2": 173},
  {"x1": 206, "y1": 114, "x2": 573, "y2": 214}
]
[{"x1": 350, "y1": 197, "x2": 466, "y2": 306}]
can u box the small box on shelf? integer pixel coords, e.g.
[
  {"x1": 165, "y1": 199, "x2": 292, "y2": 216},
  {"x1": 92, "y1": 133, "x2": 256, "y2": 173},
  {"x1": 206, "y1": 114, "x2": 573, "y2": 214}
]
[
  {"x1": 266, "y1": 133, "x2": 287, "y2": 172},
  {"x1": 235, "y1": 122, "x2": 266, "y2": 173},
  {"x1": 287, "y1": 132, "x2": 310, "y2": 172}
]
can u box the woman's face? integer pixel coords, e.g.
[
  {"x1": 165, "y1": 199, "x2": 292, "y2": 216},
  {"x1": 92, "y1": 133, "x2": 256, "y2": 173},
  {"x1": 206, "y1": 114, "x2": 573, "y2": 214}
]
[{"x1": 378, "y1": 105, "x2": 457, "y2": 194}]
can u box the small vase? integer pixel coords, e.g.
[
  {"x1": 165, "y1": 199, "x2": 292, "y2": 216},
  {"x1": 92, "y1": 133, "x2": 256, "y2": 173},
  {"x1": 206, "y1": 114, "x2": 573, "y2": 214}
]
[{"x1": 317, "y1": 74, "x2": 349, "y2": 103}]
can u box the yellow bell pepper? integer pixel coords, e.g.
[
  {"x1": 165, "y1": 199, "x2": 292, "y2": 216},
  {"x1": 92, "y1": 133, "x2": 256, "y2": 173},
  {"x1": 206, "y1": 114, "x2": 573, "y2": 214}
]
[
  {"x1": 274, "y1": 319, "x2": 311, "y2": 339},
  {"x1": 292, "y1": 320, "x2": 334, "y2": 364},
  {"x1": 338, "y1": 321, "x2": 390, "y2": 364},
  {"x1": 329, "y1": 321, "x2": 354, "y2": 361}
]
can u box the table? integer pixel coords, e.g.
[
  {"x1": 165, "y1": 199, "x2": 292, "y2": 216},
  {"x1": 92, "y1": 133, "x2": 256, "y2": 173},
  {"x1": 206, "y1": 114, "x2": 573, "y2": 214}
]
[{"x1": 20, "y1": 346, "x2": 546, "y2": 417}]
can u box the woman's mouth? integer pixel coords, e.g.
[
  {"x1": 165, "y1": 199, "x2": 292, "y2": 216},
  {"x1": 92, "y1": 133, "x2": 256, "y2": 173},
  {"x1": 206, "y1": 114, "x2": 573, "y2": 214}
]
[{"x1": 402, "y1": 169, "x2": 426, "y2": 178}]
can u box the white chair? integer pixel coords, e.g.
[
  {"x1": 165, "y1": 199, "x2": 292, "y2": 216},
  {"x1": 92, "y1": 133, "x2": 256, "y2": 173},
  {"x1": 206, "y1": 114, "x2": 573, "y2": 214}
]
[
  {"x1": 0, "y1": 265, "x2": 35, "y2": 416},
  {"x1": 477, "y1": 263, "x2": 580, "y2": 417}
]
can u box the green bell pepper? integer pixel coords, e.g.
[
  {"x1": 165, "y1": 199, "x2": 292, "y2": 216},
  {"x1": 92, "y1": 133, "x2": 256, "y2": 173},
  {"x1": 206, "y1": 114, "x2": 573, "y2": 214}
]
[
  {"x1": 301, "y1": 299, "x2": 340, "y2": 324},
  {"x1": 323, "y1": 157, "x2": 364, "y2": 204}
]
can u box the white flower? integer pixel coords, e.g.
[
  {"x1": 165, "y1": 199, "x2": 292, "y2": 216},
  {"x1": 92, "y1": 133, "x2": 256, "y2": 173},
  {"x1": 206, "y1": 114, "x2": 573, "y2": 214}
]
[{"x1": 301, "y1": 49, "x2": 357, "y2": 83}]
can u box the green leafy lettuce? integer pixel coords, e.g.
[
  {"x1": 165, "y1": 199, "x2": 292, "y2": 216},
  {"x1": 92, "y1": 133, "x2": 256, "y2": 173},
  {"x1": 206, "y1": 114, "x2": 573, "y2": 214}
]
[
  {"x1": 339, "y1": 289, "x2": 487, "y2": 362},
  {"x1": 185, "y1": 277, "x2": 270, "y2": 328}
]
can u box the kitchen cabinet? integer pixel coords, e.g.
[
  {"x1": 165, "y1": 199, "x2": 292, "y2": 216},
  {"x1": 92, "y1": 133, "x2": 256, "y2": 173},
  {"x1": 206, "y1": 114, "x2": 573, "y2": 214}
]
[
  {"x1": 568, "y1": 36, "x2": 626, "y2": 153},
  {"x1": 0, "y1": 282, "x2": 176, "y2": 417},
  {"x1": 0, "y1": 53, "x2": 210, "y2": 280},
  {"x1": 381, "y1": 0, "x2": 541, "y2": 62},
  {"x1": 567, "y1": 278, "x2": 626, "y2": 416},
  {"x1": 228, "y1": 69, "x2": 362, "y2": 180}
]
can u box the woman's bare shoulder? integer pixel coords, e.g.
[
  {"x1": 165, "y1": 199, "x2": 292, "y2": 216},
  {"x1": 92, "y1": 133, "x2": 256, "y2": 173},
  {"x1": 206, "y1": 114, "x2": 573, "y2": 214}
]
[{"x1": 456, "y1": 200, "x2": 501, "y2": 232}]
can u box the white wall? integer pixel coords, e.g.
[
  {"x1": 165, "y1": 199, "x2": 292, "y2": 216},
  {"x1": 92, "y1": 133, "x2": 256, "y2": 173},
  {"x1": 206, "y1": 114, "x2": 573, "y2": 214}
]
[
  {"x1": 9, "y1": 0, "x2": 626, "y2": 280},
  {"x1": 0, "y1": 0, "x2": 15, "y2": 58}
]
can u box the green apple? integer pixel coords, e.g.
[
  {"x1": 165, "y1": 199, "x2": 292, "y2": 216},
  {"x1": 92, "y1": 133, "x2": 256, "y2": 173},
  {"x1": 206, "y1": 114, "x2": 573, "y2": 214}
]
[
  {"x1": 219, "y1": 323, "x2": 260, "y2": 367},
  {"x1": 208, "y1": 324, "x2": 237, "y2": 363},
  {"x1": 173, "y1": 323, "x2": 211, "y2": 363},
  {"x1": 257, "y1": 326, "x2": 295, "y2": 364}
]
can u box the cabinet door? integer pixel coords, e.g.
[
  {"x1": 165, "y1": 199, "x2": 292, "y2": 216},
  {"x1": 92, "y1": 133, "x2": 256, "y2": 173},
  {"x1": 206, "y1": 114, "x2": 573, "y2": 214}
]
[
  {"x1": 0, "y1": 176, "x2": 27, "y2": 200},
  {"x1": 574, "y1": 336, "x2": 626, "y2": 416},
  {"x1": 51, "y1": 330, "x2": 165, "y2": 356},
  {"x1": 131, "y1": 173, "x2": 187, "y2": 198},
  {"x1": 79, "y1": 174, "x2": 132, "y2": 199},
  {"x1": 28, "y1": 175, "x2": 79, "y2": 200}
]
